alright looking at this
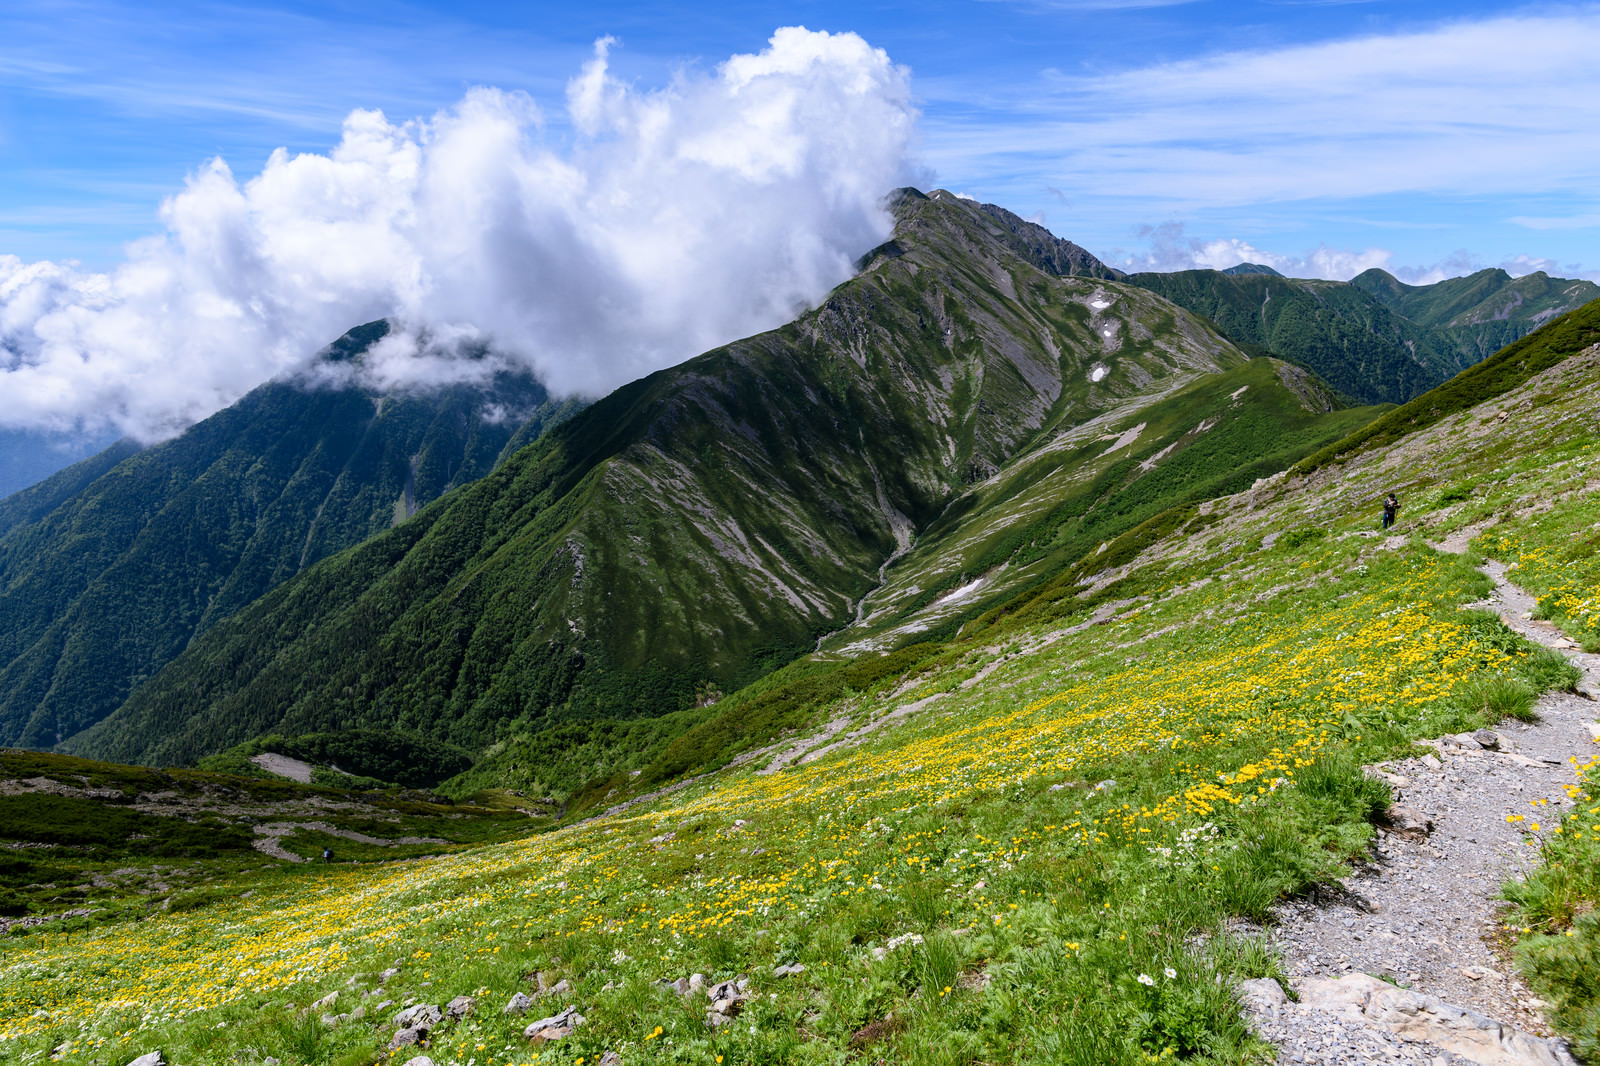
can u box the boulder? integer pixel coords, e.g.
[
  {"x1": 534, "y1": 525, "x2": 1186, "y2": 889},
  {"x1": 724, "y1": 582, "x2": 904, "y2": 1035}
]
[
  {"x1": 394, "y1": 1003, "x2": 443, "y2": 1029},
  {"x1": 1292, "y1": 973, "x2": 1577, "y2": 1066},
  {"x1": 125, "y1": 1054, "x2": 166, "y2": 1066},
  {"x1": 1380, "y1": 804, "x2": 1433, "y2": 838},
  {"x1": 504, "y1": 992, "x2": 535, "y2": 1016},
  {"x1": 445, "y1": 995, "x2": 475, "y2": 1020},
  {"x1": 525, "y1": 1005, "x2": 584, "y2": 1043},
  {"x1": 389, "y1": 1027, "x2": 427, "y2": 1051}
]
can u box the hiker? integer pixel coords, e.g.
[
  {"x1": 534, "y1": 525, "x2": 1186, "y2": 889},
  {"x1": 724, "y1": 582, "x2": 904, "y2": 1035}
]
[
  {"x1": 1381, "y1": 493, "x2": 1399, "y2": 530},
  {"x1": 322, "y1": 847, "x2": 333, "y2": 864}
]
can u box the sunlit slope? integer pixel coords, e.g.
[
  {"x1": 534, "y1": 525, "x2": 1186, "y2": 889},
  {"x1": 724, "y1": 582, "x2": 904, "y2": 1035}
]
[
  {"x1": 5, "y1": 292, "x2": 1597, "y2": 1066},
  {"x1": 1351, "y1": 266, "x2": 1600, "y2": 363},
  {"x1": 0, "y1": 323, "x2": 566, "y2": 750},
  {"x1": 70, "y1": 189, "x2": 1254, "y2": 769},
  {"x1": 1129, "y1": 266, "x2": 1598, "y2": 406},
  {"x1": 818, "y1": 356, "x2": 1381, "y2": 654}
]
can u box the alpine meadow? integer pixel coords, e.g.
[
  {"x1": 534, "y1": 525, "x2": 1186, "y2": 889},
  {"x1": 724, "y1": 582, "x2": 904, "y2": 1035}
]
[{"x1": 3, "y1": 185, "x2": 1600, "y2": 1066}]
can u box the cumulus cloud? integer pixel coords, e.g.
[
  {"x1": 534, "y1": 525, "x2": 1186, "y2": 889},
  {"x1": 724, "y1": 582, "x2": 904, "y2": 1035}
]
[
  {"x1": 1114, "y1": 222, "x2": 1393, "y2": 279},
  {"x1": 0, "y1": 27, "x2": 918, "y2": 442}
]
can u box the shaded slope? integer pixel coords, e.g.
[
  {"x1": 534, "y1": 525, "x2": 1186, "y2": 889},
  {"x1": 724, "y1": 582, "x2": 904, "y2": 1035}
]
[
  {"x1": 0, "y1": 439, "x2": 142, "y2": 539},
  {"x1": 73, "y1": 189, "x2": 1254, "y2": 769},
  {"x1": 0, "y1": 327, "x2": 569, "y2": 749}
]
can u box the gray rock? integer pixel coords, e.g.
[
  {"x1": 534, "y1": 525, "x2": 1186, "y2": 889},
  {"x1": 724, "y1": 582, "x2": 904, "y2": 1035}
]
[
  {"x1": 445, "y1": 994, "x2": 475, "y2": 1020},
  {"x1": 1238, "y1": 977, "x2": 1288, "y2": 1016},
  {"x1": 389, "y1": 1027, "x2": 427, "y2": 1050},
  {"x1": 543, "y1": 978, "x2": 572, "y2": 998},
  {"x1": 125, "y1": 1054, "x2": 166, "y2": 1066},
  {"x1": 394, "y1": 1003, "x2": 443, "y2": 1029},
  {"x1": 773, "y1": 962, "x2": 806, "y2": 977},
  {"x1": 504, "y1": 991, "x2": 535, "y2": 1015},
  {"x1": 706, "y1": 1010, "x2": 734, "y2": 1028},
  {"x1": 597, "y1": 1053, "x2": 621, "y2": 1066},
  {"x1": 1473, "y1": 729, "x2": 1502, "y2": 750},
  {"x1": 310, "y1": 990, "x2": 338, "y2": 1010},
  {"x1": 525, "y1": 1005, "x2": 584, "y2": 1042},
  {"x1": 1292, "y1": 973, "x2": 1577, "y2": 1066},
  {"x1": 1382, "y1": 804, "x2": 1433, "y2": 837},
  {"x1": 401, "y1": 1058, "x2": 436, "y2": 1066},
  {"x1": 379, "y1": 967, "x2": 401, "y2": 982}
]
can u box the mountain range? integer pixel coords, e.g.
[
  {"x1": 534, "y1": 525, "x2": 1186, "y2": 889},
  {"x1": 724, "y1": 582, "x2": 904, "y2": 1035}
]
[{"x1": 1, "y1": 188, "x2": 1596, "y2": 805}]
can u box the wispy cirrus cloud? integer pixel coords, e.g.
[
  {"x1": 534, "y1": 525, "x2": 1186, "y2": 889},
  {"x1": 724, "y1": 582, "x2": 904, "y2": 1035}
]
[
  {"x1": 1509, "y1": 212, "x2": 1600, "y2": 231},
  {"x1": 925, "y1": 8, "x2": 1600, "y2": 213}
]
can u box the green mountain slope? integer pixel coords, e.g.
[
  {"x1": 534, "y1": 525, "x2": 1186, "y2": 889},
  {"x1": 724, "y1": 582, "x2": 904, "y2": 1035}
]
[
  {"x1": 1350, "y1": 266, "x2": 1600, "y2": 363},
  {"x1": 0, "y1": 330, "x2": 573, "y2": 749},
  {"x1": 1125, "y1": 269, "x2": 1461, "y2": 405},
  {"x1": 70, "y1": 191, "x2": 1378, "y2": 788},
  {"x1": 0, "y1": 438, "x2": 141, "y2": 539},
  {"x1": 1128, "y1": 267, "x2": 1598, "y2": 408}
]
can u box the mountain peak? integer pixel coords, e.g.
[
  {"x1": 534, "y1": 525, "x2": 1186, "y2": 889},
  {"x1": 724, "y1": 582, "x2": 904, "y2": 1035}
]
[{"x1": 896, "y1": 189, "x2": 1121, "y2": 280}]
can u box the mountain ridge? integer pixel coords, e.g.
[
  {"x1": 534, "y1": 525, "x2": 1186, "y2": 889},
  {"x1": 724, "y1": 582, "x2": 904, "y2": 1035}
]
[{"x1": 67, "y1": 191, "x2": 1378, "y2": 797}]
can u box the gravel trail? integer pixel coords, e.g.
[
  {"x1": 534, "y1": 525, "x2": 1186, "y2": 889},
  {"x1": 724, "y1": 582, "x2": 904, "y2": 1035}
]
[{"x1": 1243, "y1": 558, "x2": 1599, "y2": 1065}]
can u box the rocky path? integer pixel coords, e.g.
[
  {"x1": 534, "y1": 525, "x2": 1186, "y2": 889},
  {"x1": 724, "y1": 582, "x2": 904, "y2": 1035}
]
[{"x1": 1242, "y1": 559, "x2": 1599, "y2": 1065}]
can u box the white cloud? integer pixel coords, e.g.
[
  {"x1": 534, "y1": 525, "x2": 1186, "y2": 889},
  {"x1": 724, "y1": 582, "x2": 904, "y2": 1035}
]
[
  {"x1": 0, "y1": 27, "x2": 917, "y2": 442},
  {"x1": 1509, "y1": 212, "x2": 1600, "y2": 231},
  {"x1": 1114, "y1": 222, "x2": 1393, "y2": 279},
  {"x1": 927, "y1": 9, "x2": 1600, "y2": 213},
  {"x1": 1113, "y1": 223, "x2": 1600, "y2": 284}
]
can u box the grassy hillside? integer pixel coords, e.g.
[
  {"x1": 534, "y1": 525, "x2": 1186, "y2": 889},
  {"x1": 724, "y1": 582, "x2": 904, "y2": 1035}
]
[
  {"x1": 0, "y1": 748, "x2": 539, "y2": 925},
  {"x1": 1126, "y1": 268, "x2": 1459, "y2": 404},
  {"x1": 1350, "y1": 266, "x2": 1600, "y2": 363},
  {"x1": 3, "y1": 302, "x2": 1595, "y2": 1065},
  {"x1": 1129, "y1": 267, "x2": 1599, "y2": 407},
  {"x1": 0, "y1": 327, "x2": 572, "y2": 750},
  {"x1": 69, "y1": 189, "x2": 1276, "y2": 775}
]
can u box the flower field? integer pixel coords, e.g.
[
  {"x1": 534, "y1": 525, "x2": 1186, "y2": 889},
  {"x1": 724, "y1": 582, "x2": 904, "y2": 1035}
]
[{"x1": 0, "y1": 524, "x2": 1571, "y2": 1064}]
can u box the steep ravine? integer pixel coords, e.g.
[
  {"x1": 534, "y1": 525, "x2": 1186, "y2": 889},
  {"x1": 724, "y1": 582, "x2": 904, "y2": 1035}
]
[{"x1": 1241, "y1": 555, "x2": 1598, "y2": 1065}]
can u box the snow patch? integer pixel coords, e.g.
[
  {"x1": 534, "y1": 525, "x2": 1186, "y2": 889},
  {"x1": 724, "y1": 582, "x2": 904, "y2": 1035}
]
[
  {"x1": 1090, "y1": 365, "x2": 1109, "y2": 383},
  {"x1": 1099, "y1": 421, "x2": 1145, "y2": 456},
  {"x1": 934, "y1": 576, "x2": 988, "y2": 608},
  {"x1": 1230, "y1": 385, "x2": 1249, "y2": 399},
  {"x1": 1089, "y1": 298, "x2": 1112, "y2": 311}
]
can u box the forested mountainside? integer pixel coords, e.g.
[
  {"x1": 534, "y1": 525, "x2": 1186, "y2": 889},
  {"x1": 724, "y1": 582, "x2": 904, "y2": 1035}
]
[
  {"x1": 1127, "y1": 266, "x2": 1598, "y2": 406},
  {"x1": 68, "y1": 191, "x2": 1377, "y2": 792},
  {"x1": 0, "y1": 327, "x2": 576, "y2": 749}
]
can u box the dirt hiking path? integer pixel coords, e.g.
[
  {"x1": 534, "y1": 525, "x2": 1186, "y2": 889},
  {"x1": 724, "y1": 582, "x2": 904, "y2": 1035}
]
[{"x1": 1242, "y1": 555, "x2": 1598, "y2": 1065}]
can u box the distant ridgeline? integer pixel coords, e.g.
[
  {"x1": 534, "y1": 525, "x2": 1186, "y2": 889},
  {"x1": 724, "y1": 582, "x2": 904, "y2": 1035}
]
[
  {"x1": 41, "y1": 189, "x2": 1387, "y2": 801},
  {"x1": 1126, "y1": 265, "x2": 1599, "y2": 406},
  {"x1": 0, "y1": 321, "x2": 580, "y2": 751}
]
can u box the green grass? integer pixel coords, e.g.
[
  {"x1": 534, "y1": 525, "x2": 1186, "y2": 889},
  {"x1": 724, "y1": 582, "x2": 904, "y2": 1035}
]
[{"x1": 0, "y1": 749, "x2": 537, "y2": 924}]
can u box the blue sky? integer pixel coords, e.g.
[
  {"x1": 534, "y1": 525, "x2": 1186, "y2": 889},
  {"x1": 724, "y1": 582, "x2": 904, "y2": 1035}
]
[{"x1": 4, "y1": 0, "x2": 1597, "y2": 279}]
